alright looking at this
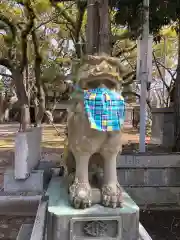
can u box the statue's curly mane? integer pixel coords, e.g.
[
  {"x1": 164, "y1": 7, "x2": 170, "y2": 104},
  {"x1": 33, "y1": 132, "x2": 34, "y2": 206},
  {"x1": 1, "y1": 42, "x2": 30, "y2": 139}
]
[{"x1": 77, "y1": 55, "x2": 126, "y2": 89}]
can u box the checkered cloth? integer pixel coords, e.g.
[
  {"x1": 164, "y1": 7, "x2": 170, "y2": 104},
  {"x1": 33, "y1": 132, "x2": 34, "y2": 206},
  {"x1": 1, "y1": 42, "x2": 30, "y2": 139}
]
[{"x1": 84, "y1": 88, "x2": 125, "y2": 131}]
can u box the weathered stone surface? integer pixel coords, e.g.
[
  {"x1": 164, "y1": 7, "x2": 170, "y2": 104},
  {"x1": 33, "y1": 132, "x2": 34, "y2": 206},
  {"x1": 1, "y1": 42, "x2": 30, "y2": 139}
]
[
  {"x1": 46, "y1": 177, "x2": 139, "y2": 240},
  {"x1": 16, "y1": 224, "x2": 33, "y2": 240},
  {"x1": 4, "y1": 169, "x2": 44, "y2": 193},
  {"x1": 118, "y1": 169, "x2": 145, "y2": 186},
  {"x1": 117, "y1": 153, "x2": 180, "y2": 168},
  {"x1": 15, "y1": 127, "x2": 42, "y2": 180},
  {"x1": 166, "y1": 168, "x2": 180, "y2": 186},
  {"x1": 117, "y1": 167, "x2": 180, "y2": 187},
  {"x1": 117, "y1": 155, "x2": 180, "y2": 208},
  {"x1": 124, "y1": 106, "x2": 133, "y2": 127},
  {"x1": 151, "y1": 108, "x2": 174, "y2": 147},
  {"x1": 116, "y1": 153, "x2": 180, "y2": 191},
  {"x1": 146, "y1": 169, "x2": 164, "y2": 186},
  {"x1": 30, "y1": 197, "x2": 48, "y2": 240},
  {"x1": 125, "y1": 187, "x2": 180, "y2": 208},
  {"x1": 117, "y1": 168, "x2": 180, "y2": 187}
]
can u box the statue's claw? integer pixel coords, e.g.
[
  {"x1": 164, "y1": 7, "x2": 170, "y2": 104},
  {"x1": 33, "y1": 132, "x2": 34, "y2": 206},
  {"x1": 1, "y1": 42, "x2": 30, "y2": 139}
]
[
  {"x1": 69, "y1": 178, "x2": 92, "y2": 209},
  {"x1": 101, "y1": 183, "x2": 122, "y2": 208}
]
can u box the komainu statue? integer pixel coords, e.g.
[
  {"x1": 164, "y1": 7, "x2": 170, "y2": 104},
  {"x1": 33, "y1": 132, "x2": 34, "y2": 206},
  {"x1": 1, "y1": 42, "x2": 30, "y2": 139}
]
[{"x1": 66, "y1": 55, "x2": 125, "y2": 209}]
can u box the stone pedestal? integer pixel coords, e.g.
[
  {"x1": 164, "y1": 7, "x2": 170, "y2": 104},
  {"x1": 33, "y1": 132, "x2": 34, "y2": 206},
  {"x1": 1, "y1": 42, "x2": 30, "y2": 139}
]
[
  {"x1": 151, "y1": 108, "x2": 174, "y2": 147},
  {"x1": 15, "y1": 127, "x2": 42, "y2": 179},
  {"x1": 124, "y1": 106, "x2": 133, "y2": 127},
  {"x1": 46, "y1": 177, "x2": 139, "y2": 240},
  {"x1": 4, "y1": 169, "x2": 45, "y2": 193}
]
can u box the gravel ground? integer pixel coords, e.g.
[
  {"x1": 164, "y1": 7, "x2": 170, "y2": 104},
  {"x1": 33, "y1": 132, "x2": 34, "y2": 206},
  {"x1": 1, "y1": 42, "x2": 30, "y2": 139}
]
[
  {"x1": 140, "y1": 210, "x2": 180, "y2": 240},
  {"x1": 0, "y1": 216, "x2": 34, "y2": 239}
]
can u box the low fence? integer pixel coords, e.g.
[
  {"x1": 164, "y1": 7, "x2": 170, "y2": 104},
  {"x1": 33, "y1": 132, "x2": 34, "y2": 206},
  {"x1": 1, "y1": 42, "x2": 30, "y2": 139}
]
[
  {"x1": 117, "y1": 153, "x2": 180, "y2": 209},
  {"x1": 16, "y1": 195, "x2": 48, "y2": 240}
]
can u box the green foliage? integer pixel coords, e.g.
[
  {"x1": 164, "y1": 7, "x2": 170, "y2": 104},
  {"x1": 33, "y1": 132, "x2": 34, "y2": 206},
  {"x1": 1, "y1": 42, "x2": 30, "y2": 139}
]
[
  {"x1": 112, "y1": 0, "x2": 180, "y2": 35},
  {"x1": 1, "y1": 0, "x2": 172, "y2": 106}
]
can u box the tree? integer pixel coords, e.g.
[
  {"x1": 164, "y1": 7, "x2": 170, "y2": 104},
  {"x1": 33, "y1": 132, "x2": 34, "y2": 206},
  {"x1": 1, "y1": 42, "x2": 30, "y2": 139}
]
[
  {"x1": 0, "y1": 0, "x2": 36, "y2": 131},
  {"x1": 0, "y1": 0, "x2": 146, "y2": 128},
  {"x1": 0, "y1": 0, "x2": 75, "y2": 127},
  {"x1": 112, "y1": 0, "x2": 180, "y2": 150},
  {"x1": 148, "y1": 27, "x2": 177, "y2": 108}
]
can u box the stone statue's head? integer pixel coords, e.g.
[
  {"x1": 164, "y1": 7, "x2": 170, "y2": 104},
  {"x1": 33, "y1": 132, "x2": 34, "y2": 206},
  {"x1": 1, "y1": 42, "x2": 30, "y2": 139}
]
[{"x1": 77, "y1": 55, "x2": 125, "y2": 90}]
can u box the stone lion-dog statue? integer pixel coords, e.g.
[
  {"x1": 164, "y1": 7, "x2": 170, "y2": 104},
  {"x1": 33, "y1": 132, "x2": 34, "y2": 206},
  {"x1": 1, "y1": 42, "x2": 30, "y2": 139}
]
[{"x1": 66, "y1": 55, "x2": 125, "y2": 209}]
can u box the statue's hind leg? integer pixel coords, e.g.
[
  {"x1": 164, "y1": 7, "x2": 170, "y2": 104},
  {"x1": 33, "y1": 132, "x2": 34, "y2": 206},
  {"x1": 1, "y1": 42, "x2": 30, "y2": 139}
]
[
  {"x1": 100, "y1": 132, "x2": 122, "y2": 208},
  {"x1": 69, "y1": 152, "x2": 92, "y2": 209}
]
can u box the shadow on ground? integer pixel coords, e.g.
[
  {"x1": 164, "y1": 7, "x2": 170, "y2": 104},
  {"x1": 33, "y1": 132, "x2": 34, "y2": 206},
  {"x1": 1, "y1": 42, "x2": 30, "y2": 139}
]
[{"x1": 141, "y1": 210, "x2": 180, "y2": 240}]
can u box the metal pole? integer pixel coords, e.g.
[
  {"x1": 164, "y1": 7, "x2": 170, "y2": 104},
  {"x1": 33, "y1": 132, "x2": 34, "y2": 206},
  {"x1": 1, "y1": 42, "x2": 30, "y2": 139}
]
[{"x1": 139, "y1": 0, "x2": 149, "y2": 152}]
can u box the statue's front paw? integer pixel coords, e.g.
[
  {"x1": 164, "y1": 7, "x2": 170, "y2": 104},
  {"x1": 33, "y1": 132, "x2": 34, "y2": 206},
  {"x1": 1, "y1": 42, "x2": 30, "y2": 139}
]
[
  {"x1": 101, "y1": 183, "x2": 122, "y2": 208},
  {"x1": 69, "y1": 178, "x2": 92, "y2": 209}
]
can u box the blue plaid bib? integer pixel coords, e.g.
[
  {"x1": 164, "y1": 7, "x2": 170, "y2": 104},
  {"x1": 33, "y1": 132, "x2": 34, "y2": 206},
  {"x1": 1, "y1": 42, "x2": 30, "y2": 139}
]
[{"x1": 84, "y1": 88, "x2": 125, "y2": 131}]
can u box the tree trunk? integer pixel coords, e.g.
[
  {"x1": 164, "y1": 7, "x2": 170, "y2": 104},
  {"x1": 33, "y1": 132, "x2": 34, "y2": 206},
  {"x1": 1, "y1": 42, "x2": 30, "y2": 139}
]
[
  {"x1": 87, "y1": 0, "x2": 100, "y2": 54},
  {"x1": 35, "y1": 85, "x2": 45, "y2": 126},
  {"x1": 32, "y1": 30, "x2": 45, "y2": 126},
  {"x1": 33, "y1": 96, "x2": 38, "y2": 122},
  {"x1": 174, "y1": 21, "x2": 180, "y2": 151},
  {"x1": 0, "y1": 93, "x2": 13, "y2": 123},
  {"x1": 98, "y1": 0, "x2": 110, "y2": 54},
  {"x1": 4, "y1": 108, "x2": 9, "y2": 122},
  {"x1": 0, "y1": 93, "x2": 5, "y2": 123},
  {"x1": 86, "y1": 0, "x2": 110, "y2": 55},
  {"x1": 34, "y1": 58, "x2": 45, "y2": 126},
  {"x1": 13, "y1": 70, "x2": 30, "y2": 131},
  {"x1": 20, "y1": 103, "x2": 30, "y2": 131}
]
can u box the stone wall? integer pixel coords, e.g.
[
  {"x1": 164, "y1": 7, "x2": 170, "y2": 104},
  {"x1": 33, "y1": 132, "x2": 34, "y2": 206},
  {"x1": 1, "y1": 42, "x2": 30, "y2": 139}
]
[
  {"x1": 117, "y1": 153, "x2": 180, "y2": 209},
  {"x1": 151, "y1": 107, "x2": 174, "y2": 147}
]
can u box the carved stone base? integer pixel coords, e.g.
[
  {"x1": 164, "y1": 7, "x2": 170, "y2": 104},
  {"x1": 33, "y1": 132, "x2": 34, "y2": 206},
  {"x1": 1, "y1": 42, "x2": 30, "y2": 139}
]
[{"x1": 46, "y1": 177, "x2": 139, "y2": 240}]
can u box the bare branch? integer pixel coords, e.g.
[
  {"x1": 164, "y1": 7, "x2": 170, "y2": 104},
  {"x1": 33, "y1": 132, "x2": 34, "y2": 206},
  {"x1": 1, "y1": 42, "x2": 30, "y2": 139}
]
[
  {"x1": 51, "y1": 1, "x2": 76, "y2": 29},
  {"x1": 20, "y1": 0, "x2": 35, "y2": 72},
  {"x1": 35, "y1": 1, "x2": 78, "y2": 31},
  {"x1": 111, "y1": 31, "x2": 133, "y2": 42},
  {"x1": 51, "y1": 1, "x2": 86, "y2": 45},
  {"x1": 0, "y1": 14, "x2": 17, "y2": 42},
  {"x1": 122, "y1": 71, "x2": 136, "y2": 86},
  {"x1": 74, "y1": 3, "x2": 86, "y2": 57},
  {"x1": 154, "y1": 56, "x2": 176, "y2": 81},
  {"x1": 34, "y1": 11, "x2": 66, "y2": 31},
  {"x1": 114, "y1": 44, "x2": 137, "y2": 58},
  {"x1": 153, "y1": 52, "x2": 170, "y2": 92}
]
